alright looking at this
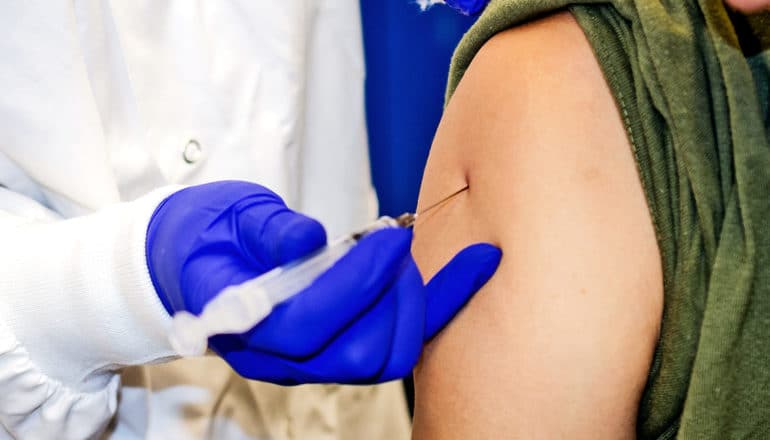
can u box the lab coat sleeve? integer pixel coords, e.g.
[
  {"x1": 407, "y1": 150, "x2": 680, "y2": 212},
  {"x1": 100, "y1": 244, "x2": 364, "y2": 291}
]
[{"x1": 0, "y1": 186, "x2": 181, "y2": 439}]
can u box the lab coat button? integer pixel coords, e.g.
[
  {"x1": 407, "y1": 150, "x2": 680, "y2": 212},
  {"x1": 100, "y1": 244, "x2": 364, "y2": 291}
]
[{"x1": 183, "y1": 139, "x2": 203, "y2": 164}]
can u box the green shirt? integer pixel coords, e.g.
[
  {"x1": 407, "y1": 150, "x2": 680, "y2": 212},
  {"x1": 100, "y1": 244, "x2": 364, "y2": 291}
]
[{"x1": 447, "y1": 2, "x2": 770, "y2": 438}]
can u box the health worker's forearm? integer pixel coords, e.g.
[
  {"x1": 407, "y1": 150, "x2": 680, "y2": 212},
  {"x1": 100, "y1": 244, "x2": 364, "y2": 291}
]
[{"x1": 0, "y1": 187, "x2": 180, "y2": 438}]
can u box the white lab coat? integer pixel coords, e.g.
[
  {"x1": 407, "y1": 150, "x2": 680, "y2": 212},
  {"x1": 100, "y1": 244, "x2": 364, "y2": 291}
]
[{"x1": 0, "y1": 1, "x2": 410, "y2": 439}]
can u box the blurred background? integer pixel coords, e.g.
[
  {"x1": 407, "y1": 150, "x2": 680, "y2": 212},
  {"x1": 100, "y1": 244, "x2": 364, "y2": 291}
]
[
  {"x1": 359, "y1": 0, "x2": 477, "y2": 414},
  {"x1": 361, "y1": 1, "x2": 476, "y2": 217}
]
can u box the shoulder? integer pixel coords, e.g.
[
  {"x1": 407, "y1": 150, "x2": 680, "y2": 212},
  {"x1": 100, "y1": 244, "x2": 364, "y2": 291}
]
[
  {"x1": 412, "y1": 11, "x2": 663, "y2": 439},
  {"x1": 416, "y1": 11, "x2": 641, "y2": 273},
  {"x1": 448, "y1": 11, "x2": 606, "y2": 114}
]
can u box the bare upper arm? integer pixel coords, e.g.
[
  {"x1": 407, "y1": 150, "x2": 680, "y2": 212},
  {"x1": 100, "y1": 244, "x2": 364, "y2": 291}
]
[{"x1": 411, "y1": 12, "x2": 663, "y2": 439}]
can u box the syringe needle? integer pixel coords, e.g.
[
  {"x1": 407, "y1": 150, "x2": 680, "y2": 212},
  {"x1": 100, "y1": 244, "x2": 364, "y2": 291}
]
[
  {"x1": 416, "y1": 184, "x2": 470, "y2": 217},
  {"x1": 397, "y1": 184, "x2": 470, "y2": 228}
]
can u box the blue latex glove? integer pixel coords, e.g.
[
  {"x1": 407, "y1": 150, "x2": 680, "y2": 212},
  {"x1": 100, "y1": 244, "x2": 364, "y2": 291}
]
[{"x1": 147, "y1": 181, "x2": 501, "y2": 385}]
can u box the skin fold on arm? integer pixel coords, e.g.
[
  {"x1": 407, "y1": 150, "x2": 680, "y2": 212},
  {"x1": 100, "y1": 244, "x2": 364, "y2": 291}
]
[{"x1": 411, "y1": 12, "x2": 664, "y2": 439}]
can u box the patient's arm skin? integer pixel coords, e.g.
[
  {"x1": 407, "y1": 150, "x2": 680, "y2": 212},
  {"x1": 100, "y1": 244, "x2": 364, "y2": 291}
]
[
  {"x1": 726, "y1": 0, "x2": 770, "y2": 12},
  {"x1": 411, "y1": 12, "x2": 663, "y2": 440}
]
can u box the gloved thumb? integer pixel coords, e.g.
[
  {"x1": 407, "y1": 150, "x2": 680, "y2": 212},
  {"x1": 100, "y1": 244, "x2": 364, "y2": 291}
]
[
  {"x1": 238, "y1": 207, "x2": 328, "y2": 267},
  {"x1": 423, "y1": 243, "x2": 502, "y2": 341}
]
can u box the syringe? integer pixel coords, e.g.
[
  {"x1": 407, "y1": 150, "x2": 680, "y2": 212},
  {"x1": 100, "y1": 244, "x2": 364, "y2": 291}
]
[{"x1": 168, "y1": 185, "x2": 468, "y2": 357}]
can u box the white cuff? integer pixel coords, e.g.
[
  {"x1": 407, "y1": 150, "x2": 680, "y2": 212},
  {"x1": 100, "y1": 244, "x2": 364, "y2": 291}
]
[
  {"x1": 0, "y1": 185, "x2": 182, "y2": 437},
  {"x1": 0, "y1": 321, "x2": 119, "y2": 439}
]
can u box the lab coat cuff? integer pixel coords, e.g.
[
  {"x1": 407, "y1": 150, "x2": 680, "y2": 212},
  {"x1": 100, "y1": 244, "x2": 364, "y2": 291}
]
[
  {"x1": 0, "y1": 185, "x2": 184, "y2": 395},
  {"x1": 0, "y1": 321, "x2": 119, "y2": 439}
]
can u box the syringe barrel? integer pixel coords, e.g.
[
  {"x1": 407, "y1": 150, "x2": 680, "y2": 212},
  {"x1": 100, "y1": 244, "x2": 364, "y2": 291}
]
[
  {"x1": 244, "y1": 236, "x2": 358, "y2": 306},
  {"x1": 169, "y1": 216, "x2": 403, "y2": 356}
]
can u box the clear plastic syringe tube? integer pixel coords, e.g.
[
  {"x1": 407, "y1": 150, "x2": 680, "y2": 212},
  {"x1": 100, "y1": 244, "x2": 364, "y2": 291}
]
[{"x1": 169, "y1": 216, "x2": 409, "y2": 357}]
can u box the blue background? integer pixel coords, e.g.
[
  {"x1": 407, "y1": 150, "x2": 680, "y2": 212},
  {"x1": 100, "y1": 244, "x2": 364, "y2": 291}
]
[
  {"x1": 360, "y1": 0, "x2": 477, "y2": 413},
  {"x1": 360, "y1": 1, "x2": 476, "y2": 217}
]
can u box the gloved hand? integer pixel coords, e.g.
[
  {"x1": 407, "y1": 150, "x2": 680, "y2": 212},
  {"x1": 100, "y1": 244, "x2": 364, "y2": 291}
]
[{"x1": 147, "y1": 181, "x2": 501, "y2": 385}]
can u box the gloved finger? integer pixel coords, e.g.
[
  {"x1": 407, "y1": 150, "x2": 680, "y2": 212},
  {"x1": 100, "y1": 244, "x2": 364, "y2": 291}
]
[
  {"x1": 423, "y1": 243, "x2": 502, "y2": 341},
  {"x1": 218, "y1": 286, "x2": 400, "y2": 384},
  {"x1": 375, "y1": 258, "x2": 426, "y2": 382},
  {"x1": 290, "y1": 284, "x2": 400, "y2": 384},
  {"x1": 211, "y1": 335, "x2": 321, "y2": 385},
  {"x1": 180, "y1": 253, "x2": 260, "y2": 315},
  {"x1": 240, "y1": 228, "x2": 412, "y2": 358},
  {"x1": 147, "y1": 181, "x2": 284, "y2": 312},
  {"x1": 237, "y1": 202, "x2": 327, "y2": 267}
]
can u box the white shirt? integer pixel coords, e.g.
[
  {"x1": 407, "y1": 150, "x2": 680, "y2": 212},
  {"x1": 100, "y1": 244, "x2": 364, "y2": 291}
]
[{"x1": 0, "y1": 1, "x2": 409, "y2": 439}]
